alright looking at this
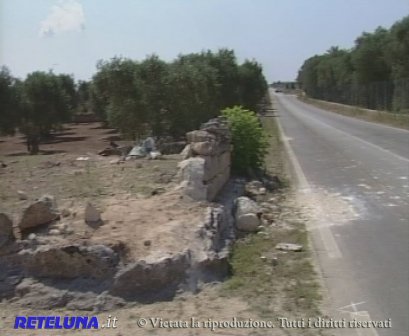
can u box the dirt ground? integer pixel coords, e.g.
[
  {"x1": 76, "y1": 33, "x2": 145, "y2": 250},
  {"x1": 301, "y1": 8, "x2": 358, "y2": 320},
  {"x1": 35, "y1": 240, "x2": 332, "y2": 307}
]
[
  {"x1": 0, "y1": 122, "x2": 125, "y2": 156},
  {"x1": 0, "y1": 120, "x2": 330, "y2": 336}
]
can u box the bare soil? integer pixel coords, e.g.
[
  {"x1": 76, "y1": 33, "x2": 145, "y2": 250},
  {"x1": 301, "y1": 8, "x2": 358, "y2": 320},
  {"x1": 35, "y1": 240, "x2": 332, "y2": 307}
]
[{"x1": 0, "y1": 119, "x2": 328, "y2": 335}]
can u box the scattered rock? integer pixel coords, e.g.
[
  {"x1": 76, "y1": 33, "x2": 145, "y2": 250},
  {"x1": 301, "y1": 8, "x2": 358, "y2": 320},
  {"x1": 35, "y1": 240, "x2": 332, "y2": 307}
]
[
  {"x1": 65, "y1": 228, "x2": 75, "y2": 235},
  {"x1": 60, "y1": 208, "x2": 71, "y2": 218},
  {"x1": 151, "y1": 187, "x2": 166, "y2": 196},
  {"x1": 0, "y1": 161, "x2": 7, "y2": 168},
  {"x1": 28, "y1": 233, "x2": 37, "y2": 240},
  {"x1": 41, "y1": 161, "x2": 61, "y2": 169},
  {"x1": 275, "y1": 243, "x2": 303, "y2": 252},
  {"x1": 84, "y1": 203, "x2": 102, "y2": 225},
  {"x1": 109, "y1": 251, "x2": 190, "y2": 300},
  {"x1": 180, "y1": 144, "x2": 192, "y2": 159},
  {"x1": 17, "y1": 191, "x2": 28, "y2": 200},
  {"x1": 261, "y1": 175, "x2": 282, "y2": 191},
  {"x1": 76, "y1": 156, "x2": 90, "y2": 161},
  {"x1": 99, "y1": 148, "x2": 122, "y2": 156},
  {"x1": 0, "y1": 213, "x2": 14, "y2": 248},
  {"x1": 262, "y1": 212, "x2": 275, "y2": 223},
  {"x1": 19, "y1": 195, "x2": 59, "y2": 232},
  {"x1": 155, "y1": 172, "x2": 174, "y2": 184},
  {"x1": 262, "y1": 252, "x2": 279, "y2": 265},
  {"x1": 147, "y1": 151, "x2": 162, "y2": 160},
  {"x1": 48, "y1": 229, "x2": 61, "y2": 236},
  {"x1": 143, "y1": 240, "x2": 151, "y2": 247},
  {"x1": 234, "y1": 196, "x2": 262, "y2": 232},
  {"x1": 244, "y1": 180, "x2": 265, "y2": 199},
  {"x1": 19, "y1": 244, "x2": 119, "y2": 279},
  {"x1": 15, "y1": 278, "x2": 73, "y2": 309}
]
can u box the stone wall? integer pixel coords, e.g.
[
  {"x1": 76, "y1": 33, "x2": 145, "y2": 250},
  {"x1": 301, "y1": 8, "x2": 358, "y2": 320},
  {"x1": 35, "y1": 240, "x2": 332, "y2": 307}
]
[{"x1": 178, "y1": 117, "x2": 231, "y2": 201}]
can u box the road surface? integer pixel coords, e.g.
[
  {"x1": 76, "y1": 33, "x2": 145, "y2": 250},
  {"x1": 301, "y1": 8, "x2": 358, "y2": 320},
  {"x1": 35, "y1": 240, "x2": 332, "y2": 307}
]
[{"x1": 272, "y1": 91, "x2": 409, "y2": 336}]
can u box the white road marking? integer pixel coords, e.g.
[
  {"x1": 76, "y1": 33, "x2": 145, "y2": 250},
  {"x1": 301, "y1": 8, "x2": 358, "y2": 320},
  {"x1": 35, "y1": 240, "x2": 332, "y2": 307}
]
[
  {"x1": 337, "y1": 302, "x2": 380, "y2": 336},
  {"x1": 275, "y1": 110, "x2": 343, "y2": 259},
  {"x1": 283, "y1": 97, "x2": 409, "y2": 163},
  {"x1": 290, "y1": 94, "x2": 409, "y2": 133}
]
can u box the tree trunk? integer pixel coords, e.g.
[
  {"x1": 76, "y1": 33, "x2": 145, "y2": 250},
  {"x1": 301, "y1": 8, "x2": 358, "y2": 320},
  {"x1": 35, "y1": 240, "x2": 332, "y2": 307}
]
[
  {"x1": 29, "y1": 136, "x2": 40, "y2": 155},
  {"x1": 26, "y1": 139, "x2": 31, "y2": 153}
]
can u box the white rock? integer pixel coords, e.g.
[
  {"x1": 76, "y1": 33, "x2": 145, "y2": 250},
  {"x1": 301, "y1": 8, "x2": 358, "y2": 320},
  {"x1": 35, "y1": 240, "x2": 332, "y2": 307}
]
[
  {"x1": 234, "y1": 196, "x2": 262, "y2": 232},
  {"x1": 147, "y1": 151, "x2": 162, "y2": 160},
  {"x1": 275, "y1": 243, "x2": 303, "y2": 252},
  {"x1": 178, "y1": 157, "x2": 207, "y2": 201},
  {"x1": 28, "y1": 233, "x2": 37, "y2": 240},
  {"x1": 180, "y1": 144, "x2": 192, "y2": 160},
  {"x1": 85, "y1": 203, "x2": 101, "y2": 224},
  {"x1": 17, "y1": 191, "x2": 28, "y2": 200}
]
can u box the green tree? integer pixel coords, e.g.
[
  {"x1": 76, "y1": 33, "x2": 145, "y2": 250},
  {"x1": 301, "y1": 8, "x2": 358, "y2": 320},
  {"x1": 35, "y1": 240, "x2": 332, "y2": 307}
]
[
  {"x1": 137, "y1": 55, "x2": 170, "y2": 136},
  {"x1": 0, "y1": 66, "x2": 20, "y2": 135},
  {"x1": 222, "y1": 106, "x2": 268, "y2": 175},
  {"x1": 166, "y1": 58, "x2": 219, "y2": 137},
  {"x1": 385, "y1": 16, "x2": 409, "y2": 111},
  {"x1": 76, "y1": 80, "x2": 90, "y2": 113},
  {"x1": 238, "y1": 60, "x2": 268, "y2": 111},
  {"x1": 90, "y1": 50, "x2": 268, "y2": 139},
  {"x1": 19, "y1": 71, "x2": 71, "y2": 154}
]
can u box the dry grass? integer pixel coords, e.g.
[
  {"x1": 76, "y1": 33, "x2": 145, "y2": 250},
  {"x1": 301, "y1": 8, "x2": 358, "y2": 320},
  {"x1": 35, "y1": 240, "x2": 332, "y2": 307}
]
[{"x1": 0, "y1": 153, "x2": 180, "y2": 217}]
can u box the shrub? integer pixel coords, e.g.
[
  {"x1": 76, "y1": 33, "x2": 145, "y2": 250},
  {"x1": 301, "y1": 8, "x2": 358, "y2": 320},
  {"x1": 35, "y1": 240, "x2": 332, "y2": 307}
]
[{"x1": 222, "y1": 106, "x2": 268, "y2": 175}]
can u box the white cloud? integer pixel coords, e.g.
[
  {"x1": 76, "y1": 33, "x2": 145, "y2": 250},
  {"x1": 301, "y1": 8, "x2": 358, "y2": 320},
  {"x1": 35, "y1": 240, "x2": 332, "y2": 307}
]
[{"x1": 39, "y1": 0, "x2": 85, "y2": 37}]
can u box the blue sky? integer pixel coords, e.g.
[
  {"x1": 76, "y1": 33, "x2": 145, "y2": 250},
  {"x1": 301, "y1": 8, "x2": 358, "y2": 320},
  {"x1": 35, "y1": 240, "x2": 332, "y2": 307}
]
[{"x1": 1, "y1": 0, "x2": 408, "y2": 82}]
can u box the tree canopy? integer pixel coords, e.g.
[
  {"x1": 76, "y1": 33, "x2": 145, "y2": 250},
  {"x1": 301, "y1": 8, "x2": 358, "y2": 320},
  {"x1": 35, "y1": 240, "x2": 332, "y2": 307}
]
[
  {"x1": 0, "y1": 49, "x2": 268, "y2": 153},
  {"x1": 90, "y1": 49, "x2": 268, "y2": 139},
  {"x1": 298, "y1": 16, "x2": 409, "y2": 112}
]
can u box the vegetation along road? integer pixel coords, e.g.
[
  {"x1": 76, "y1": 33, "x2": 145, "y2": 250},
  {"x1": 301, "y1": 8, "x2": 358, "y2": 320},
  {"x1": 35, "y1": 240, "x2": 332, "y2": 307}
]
[{"x1": 273, "y1": 91, "x2": 409, "y2": 336}]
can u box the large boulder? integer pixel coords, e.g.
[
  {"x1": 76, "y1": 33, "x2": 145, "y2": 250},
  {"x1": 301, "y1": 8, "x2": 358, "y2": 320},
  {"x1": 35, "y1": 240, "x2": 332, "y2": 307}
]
[
  {"x1": 191, "y1": 141, "x2": 216, "y2": 156},
  {"x1": 0, "y1": 213, "x2": 14, "y2": 248},
  {"x1": 178, "y1": 157, "x2": 207, "y2": 201},
  {"x1": 18, "y1": 195, "x2": 59, "y2": 231},
  {"x1": 110, "y1": 251, "x2": 190, "y2": 301},
  {"x1": 19, "y1": 244, "x2": 118, "y2": 279},
  {"x1": 234, "y1": 196, "x2": 262, "y2": 232},
  {"x1": 186, "y1": 130, "x2": 216, "y2": 143}
]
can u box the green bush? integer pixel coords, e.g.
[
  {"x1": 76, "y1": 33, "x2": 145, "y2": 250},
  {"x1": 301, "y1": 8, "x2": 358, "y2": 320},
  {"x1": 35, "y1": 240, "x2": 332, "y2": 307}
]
[{"x1": 222, "y1": 106, "x2": 268, "y2": 175}]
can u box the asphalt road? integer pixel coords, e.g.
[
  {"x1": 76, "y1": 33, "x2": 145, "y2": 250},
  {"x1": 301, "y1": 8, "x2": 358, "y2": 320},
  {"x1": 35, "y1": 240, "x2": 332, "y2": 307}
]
[{"x1": 272, "y1": 92, "x2": 409, "y2": 336}]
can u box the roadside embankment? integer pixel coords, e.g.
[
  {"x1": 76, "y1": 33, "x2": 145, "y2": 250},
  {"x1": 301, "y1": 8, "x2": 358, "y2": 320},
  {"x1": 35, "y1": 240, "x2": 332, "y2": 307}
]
[{"x1": 299, "y1": 95, "x2": 409, "y2": 130}]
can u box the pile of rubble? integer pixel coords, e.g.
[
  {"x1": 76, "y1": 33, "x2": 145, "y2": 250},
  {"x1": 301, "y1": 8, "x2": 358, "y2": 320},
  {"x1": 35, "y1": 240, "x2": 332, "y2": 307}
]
[
  {"x1": 178, "y1": 117, "x2": 232, "y2": 201},
  {"x1": 0, "y1": 117, "x2": 296, "y2": 311}
]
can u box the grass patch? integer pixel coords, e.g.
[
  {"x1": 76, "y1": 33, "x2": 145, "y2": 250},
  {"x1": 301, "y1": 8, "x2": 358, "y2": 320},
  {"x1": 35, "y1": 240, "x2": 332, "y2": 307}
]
[
  {"x1": 221, "y1": 108, "x2": 324, "y2": 334},
  {"x1": 223, "y1": 226, "x2": 321, "y2": 317},
  {"x1": 299, "y1": 96, "x2": 409, "y2": 130}
]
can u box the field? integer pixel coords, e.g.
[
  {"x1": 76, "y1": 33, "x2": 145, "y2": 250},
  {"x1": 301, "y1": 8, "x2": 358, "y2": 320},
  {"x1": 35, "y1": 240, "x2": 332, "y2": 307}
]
[{"x1": 0, "y1": 118, "x2": 327, "y2": 336}]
